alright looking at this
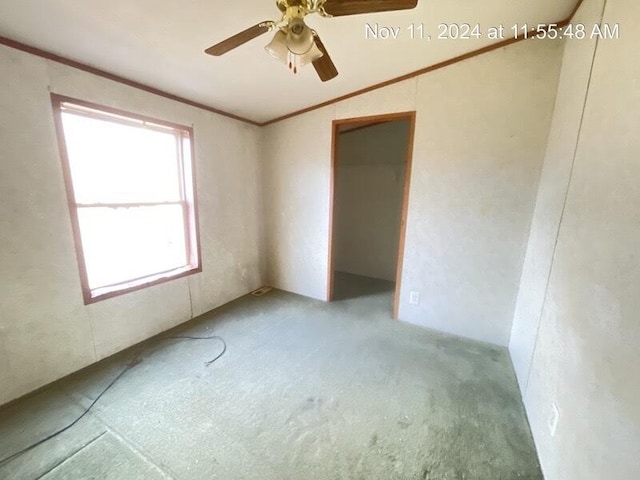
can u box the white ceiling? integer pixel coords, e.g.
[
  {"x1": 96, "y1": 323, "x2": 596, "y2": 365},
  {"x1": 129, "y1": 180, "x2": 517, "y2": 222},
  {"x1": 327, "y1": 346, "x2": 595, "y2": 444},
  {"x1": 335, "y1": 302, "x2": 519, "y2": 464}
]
[{"x1": 0, "y1": 0, "x2": 576, "y2": 123}]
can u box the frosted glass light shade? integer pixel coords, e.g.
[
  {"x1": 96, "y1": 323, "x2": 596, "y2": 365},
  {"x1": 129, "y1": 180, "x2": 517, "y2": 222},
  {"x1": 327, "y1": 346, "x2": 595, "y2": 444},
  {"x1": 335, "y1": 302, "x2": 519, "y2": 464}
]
[
  {"x1": 265, "y1": 29, "x2": 323, "y2": 74},
  {"x1": 286, "y1": 19, "x2": 315, "y2": 55},
  {"x1": 296, "y1": 41, "x2": 323, "y2": 66},
  {"x1": 265, "y1": 30, "x2": 288, "y2": 63}
]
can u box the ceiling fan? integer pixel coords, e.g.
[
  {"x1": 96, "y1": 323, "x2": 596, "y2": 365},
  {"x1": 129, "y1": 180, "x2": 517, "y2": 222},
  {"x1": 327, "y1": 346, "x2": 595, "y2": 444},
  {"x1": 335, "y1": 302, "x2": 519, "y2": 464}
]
[{"x1": 204, "y1": 0, "x2": 419, "y2": 82}]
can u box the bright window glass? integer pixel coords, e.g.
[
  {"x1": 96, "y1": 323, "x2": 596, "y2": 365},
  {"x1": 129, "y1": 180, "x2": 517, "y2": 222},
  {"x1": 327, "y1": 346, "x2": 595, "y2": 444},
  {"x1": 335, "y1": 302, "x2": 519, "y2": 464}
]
[{"x1": 53, "y1": 96, "x2": 200, "y2": 302}]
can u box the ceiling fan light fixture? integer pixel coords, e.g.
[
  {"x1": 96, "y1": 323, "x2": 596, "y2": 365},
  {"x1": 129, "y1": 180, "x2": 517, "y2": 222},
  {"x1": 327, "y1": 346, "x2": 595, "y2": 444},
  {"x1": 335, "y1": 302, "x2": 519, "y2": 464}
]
[
  {"x1": 295, "y1": 41, "x2": 323, "y2": 67},
  {"x1": 265, "y1": 28, "x2": 323, "y2": 74},
  {"x1": 265, "y1": 30, "x2": 289, "y2": 62},
  {"x1": 286, "y1": 18, "x2": 315, "y2": 55},
  {"x1": 206, "y1": 0, "x2": 420, "y2": 82}
]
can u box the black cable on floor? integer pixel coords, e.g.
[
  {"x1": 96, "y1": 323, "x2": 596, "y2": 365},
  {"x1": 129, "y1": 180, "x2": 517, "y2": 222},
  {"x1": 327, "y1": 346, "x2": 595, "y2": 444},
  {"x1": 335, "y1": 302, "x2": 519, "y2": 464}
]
[
  {"x1": 168, "y1": 335, "x2": 227, "y2": 366},
  {"x1": 0, "y1": 334, "x2": 227, "y2": 468}
]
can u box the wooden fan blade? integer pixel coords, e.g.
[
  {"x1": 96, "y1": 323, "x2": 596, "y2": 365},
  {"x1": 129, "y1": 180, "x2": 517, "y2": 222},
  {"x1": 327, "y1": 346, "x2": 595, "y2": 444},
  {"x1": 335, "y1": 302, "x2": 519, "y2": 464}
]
[
  {"x1": 312, "y1": 35, "x2": 338, "y2": 82},
  {"x1": 323, "y1": 0, "x2": 418, "y2": 16},
  {"x1": 205, "y1": 22, "x2": 272, "y2": 56}
]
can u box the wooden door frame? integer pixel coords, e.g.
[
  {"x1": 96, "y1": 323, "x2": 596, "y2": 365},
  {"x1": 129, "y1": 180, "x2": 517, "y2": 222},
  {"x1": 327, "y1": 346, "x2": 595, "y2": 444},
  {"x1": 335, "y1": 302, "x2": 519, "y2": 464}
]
[{"x1": 326, "y1": 111, "x2": 417, "y2": 319}]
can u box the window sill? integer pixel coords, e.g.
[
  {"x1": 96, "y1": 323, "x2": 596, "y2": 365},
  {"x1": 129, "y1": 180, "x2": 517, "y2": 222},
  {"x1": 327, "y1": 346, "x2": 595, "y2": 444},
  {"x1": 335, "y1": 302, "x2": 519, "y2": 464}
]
[{"x1": 84, "y1": 265, "x2": 201, "y2": 305}]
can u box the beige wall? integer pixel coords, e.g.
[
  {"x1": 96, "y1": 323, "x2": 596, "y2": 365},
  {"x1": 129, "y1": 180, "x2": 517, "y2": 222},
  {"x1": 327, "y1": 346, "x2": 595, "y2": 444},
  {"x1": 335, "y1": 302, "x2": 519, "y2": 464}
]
[
  {"x1": 0, "y1": 45, "x2": 266, "y2": 406},
  {"x1": 263, "y1": 39, "x2": 564, "y2": 346},
  {"x1": 334, "y1": 121, "x2": 409, "y2": 281},
  {"x1": 510, "y1": 0, "x2": 605, "y2": 393},
  {"x1": 510, "y1": 0, "x2": 640, "y2": 478}
]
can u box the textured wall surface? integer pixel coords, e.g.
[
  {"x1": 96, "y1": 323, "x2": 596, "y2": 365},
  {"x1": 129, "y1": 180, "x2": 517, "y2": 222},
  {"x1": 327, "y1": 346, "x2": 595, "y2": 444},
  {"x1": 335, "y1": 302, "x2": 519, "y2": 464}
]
[
  {"x1": 264, "y1": 39, "x2": 563, "y2": 346},
  {"x1": 509, "y1": 0, "x2": 604, "y2": 390},
  {"x1": 334, "y1": 121, "x2": 409, "y2": 281},
  {"x1": 510, "y1": 0, "x2": 640, "y2": 478},
  {"x1": 0, "y1": 45, "x2": 265, "y2": 405},
  {"x1": 262, "y1": 106, "x2": 336, "y2": 301}
]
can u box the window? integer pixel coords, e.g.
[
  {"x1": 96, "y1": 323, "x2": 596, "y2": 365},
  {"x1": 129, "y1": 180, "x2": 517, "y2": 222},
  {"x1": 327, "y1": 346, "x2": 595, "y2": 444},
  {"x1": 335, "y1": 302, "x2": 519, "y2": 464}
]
[{"x1": 51, "y1": 94, "x2": 201, "y2": 304}]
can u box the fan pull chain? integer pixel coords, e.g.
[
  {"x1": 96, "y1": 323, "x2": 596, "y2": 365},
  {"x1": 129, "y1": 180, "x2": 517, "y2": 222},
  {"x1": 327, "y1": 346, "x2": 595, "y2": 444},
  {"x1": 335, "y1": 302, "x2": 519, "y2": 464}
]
[{"x1": 287, "y1": 51, "x2": 300, "y2": 75}]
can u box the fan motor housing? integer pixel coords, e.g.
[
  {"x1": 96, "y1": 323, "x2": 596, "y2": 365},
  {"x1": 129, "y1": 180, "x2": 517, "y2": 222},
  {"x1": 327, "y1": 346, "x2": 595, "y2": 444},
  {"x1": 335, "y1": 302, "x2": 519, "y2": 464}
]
[{"x1": 277, "y1": 0, "x2": 307, "y2": 12}]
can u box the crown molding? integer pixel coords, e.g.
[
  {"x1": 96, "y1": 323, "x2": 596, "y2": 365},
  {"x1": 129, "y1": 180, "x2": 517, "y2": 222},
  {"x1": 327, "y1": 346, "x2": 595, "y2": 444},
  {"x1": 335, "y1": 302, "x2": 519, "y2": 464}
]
[
  {"x1": 0, "y1": 0, "x2": 583, "y2": 128},
  {"x1": 261, "y1": 0, "x2": 585, "y2": 126},
  {"x1": 0, "y1": 35, "x2": 261, "y2": 126}
]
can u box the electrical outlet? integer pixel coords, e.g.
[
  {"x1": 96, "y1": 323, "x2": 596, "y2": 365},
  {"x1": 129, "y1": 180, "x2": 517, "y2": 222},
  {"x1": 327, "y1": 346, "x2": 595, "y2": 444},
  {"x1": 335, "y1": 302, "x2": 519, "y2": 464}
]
[
  {"x1": 549, "y1": 402, "x2": 560, "y2": 437},
  {"x1": 409, "y1": 291, "x2": 420, "y2": 305}
]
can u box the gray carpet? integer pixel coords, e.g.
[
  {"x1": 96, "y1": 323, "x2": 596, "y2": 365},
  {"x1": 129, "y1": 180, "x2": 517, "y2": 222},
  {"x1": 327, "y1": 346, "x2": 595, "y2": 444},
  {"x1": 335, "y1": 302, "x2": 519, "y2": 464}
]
[{"x1": 0, "y1": 273, "x2": 542, "y2": 479}]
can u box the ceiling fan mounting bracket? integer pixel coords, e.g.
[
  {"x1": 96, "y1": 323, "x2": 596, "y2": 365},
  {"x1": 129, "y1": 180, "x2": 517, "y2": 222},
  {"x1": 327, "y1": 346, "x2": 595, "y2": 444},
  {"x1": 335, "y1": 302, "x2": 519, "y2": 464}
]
[
  {"x1": 276, "y1": 0, "x2": 329, "y2": 17},
  {"x1": 286, "y1": 6, "x2": 307, "y2": 21}
]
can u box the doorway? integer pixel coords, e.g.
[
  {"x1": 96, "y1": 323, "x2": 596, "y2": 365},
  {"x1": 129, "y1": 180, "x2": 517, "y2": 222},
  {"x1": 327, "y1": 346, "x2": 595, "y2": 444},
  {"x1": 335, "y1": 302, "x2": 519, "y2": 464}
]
[{"x1": 327, "y1": 111, "x2": 416, "y2": 318}]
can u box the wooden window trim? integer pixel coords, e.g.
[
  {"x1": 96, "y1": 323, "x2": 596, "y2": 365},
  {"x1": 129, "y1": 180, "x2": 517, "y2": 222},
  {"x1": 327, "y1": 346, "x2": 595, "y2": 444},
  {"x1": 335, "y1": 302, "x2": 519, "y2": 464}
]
[{"x1": 51, "y1": 93, "x2": 202, "y2": 305}]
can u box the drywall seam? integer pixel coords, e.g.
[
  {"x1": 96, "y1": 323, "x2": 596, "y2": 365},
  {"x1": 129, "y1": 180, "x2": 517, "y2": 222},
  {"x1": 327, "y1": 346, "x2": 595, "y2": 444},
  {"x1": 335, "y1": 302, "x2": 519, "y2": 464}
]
[
  {"x1": 522, "y1": 0, "x2": 607, "y2": 395},
  {"x1": 506, "y1": 39, "x2": 567, "y2": 350},
  {"x1": 45, "y1": 67, "x2": 100, "y2": 365},
  {"x1": 188, "y1": 280, "x2": 194, "y2": 320}
]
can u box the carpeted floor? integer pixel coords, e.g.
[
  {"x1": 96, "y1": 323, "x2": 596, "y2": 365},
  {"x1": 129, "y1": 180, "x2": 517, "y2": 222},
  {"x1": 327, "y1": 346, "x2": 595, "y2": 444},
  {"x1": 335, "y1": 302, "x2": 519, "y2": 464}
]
[{"x1": 0, "y1": 272, "x2": 542, "y2": 479}]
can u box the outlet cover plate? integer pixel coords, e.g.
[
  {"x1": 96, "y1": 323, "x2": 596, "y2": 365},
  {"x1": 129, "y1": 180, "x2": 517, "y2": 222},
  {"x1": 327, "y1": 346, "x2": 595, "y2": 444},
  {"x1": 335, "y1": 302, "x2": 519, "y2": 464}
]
[{"x1": 409, "y1": 291, "x2": 420, "y2": 305}]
